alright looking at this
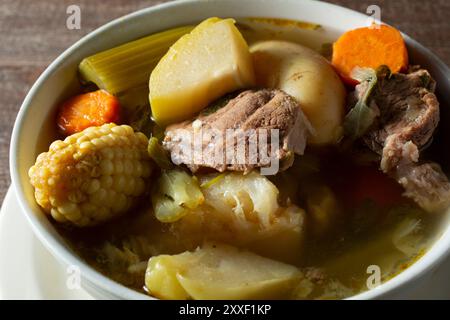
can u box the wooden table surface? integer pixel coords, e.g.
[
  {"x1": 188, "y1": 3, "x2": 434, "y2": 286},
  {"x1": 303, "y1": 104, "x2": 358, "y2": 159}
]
[{"x1": 0, "y1": 0, "x2": 449, "y2": 203}]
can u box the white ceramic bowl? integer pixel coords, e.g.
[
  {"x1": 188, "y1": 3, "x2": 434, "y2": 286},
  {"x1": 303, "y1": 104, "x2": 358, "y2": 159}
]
[{"x1": 10, "y1": 0, "x2": 450, "y2": 300}]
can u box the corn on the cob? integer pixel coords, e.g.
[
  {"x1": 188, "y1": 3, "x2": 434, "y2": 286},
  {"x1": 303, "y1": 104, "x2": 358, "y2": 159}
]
[{"x1": 28, "y1": 123, "x2": 153, "y2": 227}]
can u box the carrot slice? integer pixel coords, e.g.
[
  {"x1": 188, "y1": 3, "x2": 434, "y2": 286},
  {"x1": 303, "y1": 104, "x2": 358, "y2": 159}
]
[
  {"x1": 57, "y1": 90, "x2": 121, "y2": 135},
  {"x1": 332, "y1": 24, "x2": 409, "y2": 85}
]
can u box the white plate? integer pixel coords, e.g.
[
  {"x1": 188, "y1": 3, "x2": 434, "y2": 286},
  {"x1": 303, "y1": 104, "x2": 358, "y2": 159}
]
[
  {"x1": 0, "y1": 185, "x2": 449, "y2": 299},
  {"x1": 0, "y1": 187, "x2": 93, "y2": 300}
]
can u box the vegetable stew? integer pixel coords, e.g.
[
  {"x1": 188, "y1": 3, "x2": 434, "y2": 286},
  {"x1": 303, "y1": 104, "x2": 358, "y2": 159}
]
[{"x1": 27, "y1": 17, "x2": 449, "y2": 299}]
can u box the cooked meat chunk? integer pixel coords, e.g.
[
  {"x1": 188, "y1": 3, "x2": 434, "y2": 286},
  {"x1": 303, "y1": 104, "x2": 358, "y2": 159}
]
[
  {"x1": 363, "y1": 68, "x2": 439, "y2": 172},
  {"x1": 163, "y1": 89, "x2": 312, "y2": 174},
  {"x1": 359, "y1": 67, "x2": 450, "y2": 212},
  {"x1": 397, "y1": 162, "x2": 450, "y2": 213}
]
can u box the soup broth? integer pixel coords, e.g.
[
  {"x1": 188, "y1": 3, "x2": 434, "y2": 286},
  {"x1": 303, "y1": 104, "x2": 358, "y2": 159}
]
[{"x1": 56, "y1": 145, "x2": 443, "y2": 299}]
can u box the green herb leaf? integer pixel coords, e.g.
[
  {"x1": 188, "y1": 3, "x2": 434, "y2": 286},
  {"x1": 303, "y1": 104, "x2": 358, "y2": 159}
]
[{"x1": 343, "y1": 67, "x2": 380, "y2": 140}]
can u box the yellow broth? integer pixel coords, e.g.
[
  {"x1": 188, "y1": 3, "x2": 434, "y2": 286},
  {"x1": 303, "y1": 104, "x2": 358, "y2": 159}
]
[{"x1": 56, "y1": 146, "x2": 442, "y2": 299}]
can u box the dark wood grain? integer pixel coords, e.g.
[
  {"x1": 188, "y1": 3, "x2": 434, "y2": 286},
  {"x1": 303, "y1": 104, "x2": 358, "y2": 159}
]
[{"x1": 1, "y1": 0, "x2": 449, "y2": 204}]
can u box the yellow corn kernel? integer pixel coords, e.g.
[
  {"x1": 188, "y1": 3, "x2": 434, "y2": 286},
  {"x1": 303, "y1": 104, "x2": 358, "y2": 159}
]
[{"x1": 29, "y1": 123, "x2": 153, "y2": 227}]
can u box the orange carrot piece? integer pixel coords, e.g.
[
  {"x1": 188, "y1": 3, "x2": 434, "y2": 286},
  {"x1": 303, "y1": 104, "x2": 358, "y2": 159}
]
[
  {"x1": 57, "y1": 90, "x2": 121, "y2": 135},
  {"x1": 332, "y1": 24, "x2": 409, "y2": 85}
]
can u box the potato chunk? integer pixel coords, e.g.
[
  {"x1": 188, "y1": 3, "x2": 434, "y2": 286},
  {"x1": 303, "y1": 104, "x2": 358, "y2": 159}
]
[
  {"x1": 149, "y1": 18, "x2": 255, "y2": 126},
  {"x1": 145, "y1": 243, "x2": 302, "y2": 300},
  {"x1": 250, "y1": 40, "x2": 346, "y2": 145},
  {"x1": 145, "y1": 255, "x2": 190, "y2": 300}
]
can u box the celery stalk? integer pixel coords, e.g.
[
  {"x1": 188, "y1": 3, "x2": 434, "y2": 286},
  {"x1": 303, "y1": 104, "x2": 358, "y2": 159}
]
[{"x1": 78, "y1": 25, "x2": 194, "y2": 95}]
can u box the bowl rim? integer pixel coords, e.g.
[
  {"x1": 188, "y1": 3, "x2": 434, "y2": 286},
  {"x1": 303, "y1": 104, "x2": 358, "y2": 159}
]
[{"x1": 9, "y1": 0, "x2": 450, "y2": 300}]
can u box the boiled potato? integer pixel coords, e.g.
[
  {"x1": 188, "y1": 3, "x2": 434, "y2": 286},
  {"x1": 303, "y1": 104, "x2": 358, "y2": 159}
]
[
  {"x1": 250, "y1": 40, "x2": 346, "y2": 145},
  {"x1": 145, "y1": 243, "x2": 302, "y2": 300},
  {"x1": 145, "y1": 255, "x2": 190, "y2": 300},
  {"x1": 149, "y1": 18, "x2": 255, "y2": 126}
]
